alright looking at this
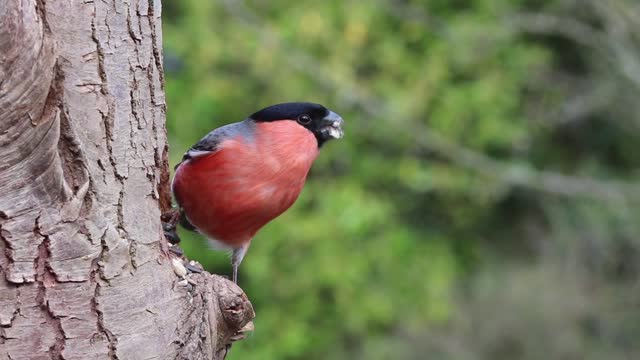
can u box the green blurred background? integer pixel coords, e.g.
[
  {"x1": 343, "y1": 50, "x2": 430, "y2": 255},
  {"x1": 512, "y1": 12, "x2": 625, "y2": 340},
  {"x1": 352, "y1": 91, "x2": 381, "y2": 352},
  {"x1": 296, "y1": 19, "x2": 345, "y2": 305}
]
[{"x1": 162, "y1": 0, "x2": 640, "y2": 359}]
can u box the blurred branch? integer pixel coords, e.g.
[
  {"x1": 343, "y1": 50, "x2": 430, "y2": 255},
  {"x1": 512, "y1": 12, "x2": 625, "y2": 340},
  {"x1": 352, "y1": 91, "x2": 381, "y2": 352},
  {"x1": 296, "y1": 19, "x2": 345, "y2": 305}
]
[
  {"x1": 592, "y1": 0, "x2": 640, "y2": 88},
  {"x1": 381, "y1": 1, "x2": 639, "y2": 128},
  {"x1": 222, "y1": 0, "x2": 640, "y2": 202},
  {"x1": 509, "y1": 2, "x2": 640, "y2": 90},
  {"x1": 506, "y1": 12, "x2": 606, "y2": 49},
  {"x1": 530, "y1": 80, "x2": 615, "y2": 127},
  {"x1": 372, "y1": 0, "x2": 447, "y2": 36},
  {"x1": 413, "y1": 129, "x2": 636, "y2": 202}
]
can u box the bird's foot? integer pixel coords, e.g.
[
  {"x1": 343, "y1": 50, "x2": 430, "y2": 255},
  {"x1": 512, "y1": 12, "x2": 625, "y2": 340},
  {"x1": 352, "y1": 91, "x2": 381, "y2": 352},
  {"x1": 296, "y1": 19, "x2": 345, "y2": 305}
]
[
  {"x1": 164, "y1": 226, "x2": 181, "y2": 245},
  {"x1": 162, "y1": 209, "x2": 181, "y2": 244}
]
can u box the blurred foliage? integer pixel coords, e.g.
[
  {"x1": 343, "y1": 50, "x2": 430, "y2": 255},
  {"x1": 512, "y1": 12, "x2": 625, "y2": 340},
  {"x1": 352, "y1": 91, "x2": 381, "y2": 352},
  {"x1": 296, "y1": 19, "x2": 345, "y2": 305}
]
[{"x1": 162, "y1": 0, "x2": 640, "y2": 359}]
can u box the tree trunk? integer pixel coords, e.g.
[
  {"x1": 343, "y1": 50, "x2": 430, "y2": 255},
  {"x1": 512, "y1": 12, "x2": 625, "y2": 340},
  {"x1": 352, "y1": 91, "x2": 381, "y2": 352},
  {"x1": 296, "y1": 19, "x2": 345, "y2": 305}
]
[{"x1": 0, "y1": 1, "x2": 254, "y2": 359}]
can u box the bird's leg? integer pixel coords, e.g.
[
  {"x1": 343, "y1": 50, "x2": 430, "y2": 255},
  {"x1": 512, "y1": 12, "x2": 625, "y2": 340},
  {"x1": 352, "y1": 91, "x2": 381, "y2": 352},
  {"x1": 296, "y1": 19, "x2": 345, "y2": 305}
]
[
  {"x1": 232, "y1": 264, "x2": 238, "y2": 284},
  {"x1": 231, "y1": 242, "x2": 251, "y2": 284}
]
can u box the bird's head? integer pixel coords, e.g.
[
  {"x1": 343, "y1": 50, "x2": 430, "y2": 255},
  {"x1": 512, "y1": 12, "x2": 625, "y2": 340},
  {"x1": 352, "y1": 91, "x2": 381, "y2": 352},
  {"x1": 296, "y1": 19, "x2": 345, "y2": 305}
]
[{"x1": 249, "y1": 102, "x2": 344, "y2": 146}]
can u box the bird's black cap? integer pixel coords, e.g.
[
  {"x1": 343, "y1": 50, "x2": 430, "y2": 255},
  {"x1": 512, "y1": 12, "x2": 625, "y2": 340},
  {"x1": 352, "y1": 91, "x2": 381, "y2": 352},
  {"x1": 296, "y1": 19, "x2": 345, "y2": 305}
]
[{"x1": 249, "y1": 102, "x2": 344, "y2": 146}]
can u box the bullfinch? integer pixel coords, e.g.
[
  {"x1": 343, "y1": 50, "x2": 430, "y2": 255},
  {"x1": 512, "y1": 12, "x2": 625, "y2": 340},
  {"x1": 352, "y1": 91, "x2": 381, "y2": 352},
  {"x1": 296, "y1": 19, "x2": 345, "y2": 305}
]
[{"x1": 169, "y1": 102, "x2": 344, "y2": 283}]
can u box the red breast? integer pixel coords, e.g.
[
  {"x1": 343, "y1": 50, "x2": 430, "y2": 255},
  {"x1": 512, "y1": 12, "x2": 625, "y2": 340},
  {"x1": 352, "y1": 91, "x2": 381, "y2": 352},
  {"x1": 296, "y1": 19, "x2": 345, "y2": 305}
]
[{"x1": 172, "y1": 120, "x2": 319, "y2": 247}]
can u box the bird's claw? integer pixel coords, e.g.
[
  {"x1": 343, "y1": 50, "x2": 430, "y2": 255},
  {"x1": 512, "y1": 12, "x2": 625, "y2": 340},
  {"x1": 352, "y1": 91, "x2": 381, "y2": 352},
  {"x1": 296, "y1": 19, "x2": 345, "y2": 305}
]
[
  {"x1": 164, "y1": 228, "x2": 181, "y2": 244},
  {"x1": 161, "y1": 209, "x2": 181, "y2": 244}
]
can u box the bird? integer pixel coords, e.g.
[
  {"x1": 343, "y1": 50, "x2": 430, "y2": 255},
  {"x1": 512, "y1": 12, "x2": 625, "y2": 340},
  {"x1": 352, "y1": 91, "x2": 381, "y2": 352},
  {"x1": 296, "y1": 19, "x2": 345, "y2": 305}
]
[{"x1": 168, "y1": 102, "x2": 344, "y2": 283}]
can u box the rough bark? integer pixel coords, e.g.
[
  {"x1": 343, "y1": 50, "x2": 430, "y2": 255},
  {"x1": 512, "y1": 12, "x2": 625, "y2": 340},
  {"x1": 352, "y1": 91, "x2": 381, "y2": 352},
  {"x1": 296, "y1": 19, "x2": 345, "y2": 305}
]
[{"x1": 0, "y1": 1, "x2": 254, "y2": 359}]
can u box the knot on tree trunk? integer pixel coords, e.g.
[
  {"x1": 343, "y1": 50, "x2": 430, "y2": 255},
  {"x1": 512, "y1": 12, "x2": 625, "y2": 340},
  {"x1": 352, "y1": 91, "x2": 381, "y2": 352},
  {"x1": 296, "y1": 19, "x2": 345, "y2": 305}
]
[
  {"x1": 173, "y1": 271, "x2": 255, "y2": 359},
  {"x1": 215, "y1": 277, "x2": 256, "y2": 339}
]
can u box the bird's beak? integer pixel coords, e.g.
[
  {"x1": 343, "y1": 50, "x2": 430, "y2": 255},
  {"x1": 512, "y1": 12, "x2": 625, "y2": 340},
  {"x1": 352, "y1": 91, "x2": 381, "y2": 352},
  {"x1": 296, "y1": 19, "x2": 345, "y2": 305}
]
[{"x1": 322, "y1": 111, "x2": 344, "y2": 140}]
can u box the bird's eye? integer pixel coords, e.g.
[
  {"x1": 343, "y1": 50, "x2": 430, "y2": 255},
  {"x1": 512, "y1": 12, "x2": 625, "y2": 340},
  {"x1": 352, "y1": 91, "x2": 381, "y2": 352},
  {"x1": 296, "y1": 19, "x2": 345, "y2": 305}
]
[{"x1": 297, "y1": 114, "x2": 312, "y2": 125}]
